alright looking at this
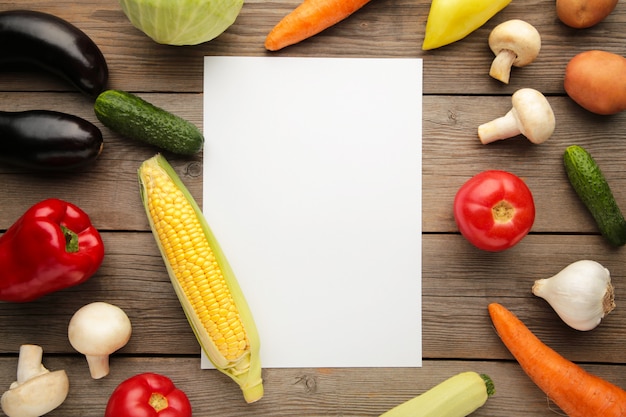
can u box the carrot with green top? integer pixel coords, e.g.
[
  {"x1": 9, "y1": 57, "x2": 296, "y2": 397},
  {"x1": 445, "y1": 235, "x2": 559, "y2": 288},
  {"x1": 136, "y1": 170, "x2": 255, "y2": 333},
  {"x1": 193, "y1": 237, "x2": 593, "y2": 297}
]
[
  {"x1": 488, "y1": 302, "x2": 626, "y2": 417},
  {"x1": 264, "y1": 0, "x2": 372, "y2": 51}
]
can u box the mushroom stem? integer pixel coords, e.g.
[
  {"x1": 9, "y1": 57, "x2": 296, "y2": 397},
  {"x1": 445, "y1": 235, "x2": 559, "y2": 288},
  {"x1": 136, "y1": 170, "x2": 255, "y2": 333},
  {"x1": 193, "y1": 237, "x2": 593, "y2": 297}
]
[
  {"x1": 489, "y1": 49, "x2": 517, "y2": 84},
  {"x1": 478, "y1": 109, "x2": 521, "y2": 144},
  {"x1": 85, "y1": 354, "x2": 110, "y2": 379},
  {"x1": 16, "y1": 345, "x2": 48, "y2": 385}
]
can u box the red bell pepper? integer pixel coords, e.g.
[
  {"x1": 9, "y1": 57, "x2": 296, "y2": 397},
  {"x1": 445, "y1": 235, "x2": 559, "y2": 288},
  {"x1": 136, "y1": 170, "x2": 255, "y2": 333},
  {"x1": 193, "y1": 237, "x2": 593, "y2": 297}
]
[
  {"x1": 0, "y1": 198, "x2": 104, "y2": 302},
  {"x1": 105, "y1": 373, "x2": 192, "y2": 417}
]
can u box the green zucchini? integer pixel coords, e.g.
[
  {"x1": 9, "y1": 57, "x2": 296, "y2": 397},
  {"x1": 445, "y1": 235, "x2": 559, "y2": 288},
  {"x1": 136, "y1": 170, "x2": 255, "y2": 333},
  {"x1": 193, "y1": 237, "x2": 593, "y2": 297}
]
[
  {"x1": 379, "y1": 371, "x2": 495, "y2": 417},
  {"x1": 94, "y1": 89, "x2": 203, "y2": 155},
  {"x1": 563, "y1": 145, "x2": 626, "y2": 246}
]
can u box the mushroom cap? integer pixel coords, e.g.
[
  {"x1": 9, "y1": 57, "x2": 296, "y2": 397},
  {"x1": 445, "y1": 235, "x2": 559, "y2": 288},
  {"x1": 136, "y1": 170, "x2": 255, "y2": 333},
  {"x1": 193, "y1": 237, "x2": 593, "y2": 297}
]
[
  {"x1": 489, "y1": 19, "x2": 541, "y2": 67},
  {"x1": 511, "y1": 88, "x2": 555, "y2": 144},
  {"x1": 1, "y1": 370, "x2": 69, "y2": 417},
  {"x1": 68, "y1": 302, "x2": 132, "y2": 355}
]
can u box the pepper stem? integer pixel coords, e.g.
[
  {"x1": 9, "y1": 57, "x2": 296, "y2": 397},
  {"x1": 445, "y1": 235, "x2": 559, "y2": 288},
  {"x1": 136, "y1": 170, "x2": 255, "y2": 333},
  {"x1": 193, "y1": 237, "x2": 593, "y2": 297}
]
[
  {"x1": 61, "y1": 226, "x2": 79, "y2": 253},
  {"x1": 149, "y1": 392, "x2": 168, "y2": 412}
]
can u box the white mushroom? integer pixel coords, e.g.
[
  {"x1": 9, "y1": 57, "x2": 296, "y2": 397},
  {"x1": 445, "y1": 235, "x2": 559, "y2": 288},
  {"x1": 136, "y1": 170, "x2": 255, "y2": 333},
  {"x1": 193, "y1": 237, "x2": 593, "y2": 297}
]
[
  {"x1": 489, "y1": 19, "x2": 541, "y2": 84},
  {"x1": 478, "y1": 88, "x2": 555, "y2": 145},
  {"x1": 1, "y1": 344, "x2": 69, "y2": 417},
  {"x1": 68, "y1": 301, "x2": 132, "y2": 379}
]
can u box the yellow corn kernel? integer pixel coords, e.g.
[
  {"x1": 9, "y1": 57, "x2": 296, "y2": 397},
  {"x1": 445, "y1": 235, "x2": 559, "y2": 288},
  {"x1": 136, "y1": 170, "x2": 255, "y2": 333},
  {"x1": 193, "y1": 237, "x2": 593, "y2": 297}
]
[{"x1": 138, "y1": 154, "x2": 263, "y2": 404}]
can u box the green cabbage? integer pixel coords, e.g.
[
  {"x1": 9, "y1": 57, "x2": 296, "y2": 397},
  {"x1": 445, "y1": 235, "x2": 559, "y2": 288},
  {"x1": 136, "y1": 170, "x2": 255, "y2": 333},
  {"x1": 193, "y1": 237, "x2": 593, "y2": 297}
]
[{"x1": 119, "y1": 0, "x2": 243, "y2": 45}]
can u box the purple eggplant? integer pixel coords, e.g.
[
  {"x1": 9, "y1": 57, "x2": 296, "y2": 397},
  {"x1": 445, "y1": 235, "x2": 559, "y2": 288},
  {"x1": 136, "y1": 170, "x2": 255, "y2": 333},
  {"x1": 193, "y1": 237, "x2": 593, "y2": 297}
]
[
  {"x1": 0, "y1": 110, "x2": 103, "y2": 170},
  {"x1": 0, "y1": 10, "x2": 108, "y2": 96}
]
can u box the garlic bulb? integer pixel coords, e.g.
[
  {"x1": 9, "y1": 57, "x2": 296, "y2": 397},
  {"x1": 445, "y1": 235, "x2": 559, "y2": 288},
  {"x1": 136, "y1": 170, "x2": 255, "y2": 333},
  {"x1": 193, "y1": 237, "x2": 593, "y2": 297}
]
[{"x1": 532, "y1": 260, "x2": 615, "y2": 331}]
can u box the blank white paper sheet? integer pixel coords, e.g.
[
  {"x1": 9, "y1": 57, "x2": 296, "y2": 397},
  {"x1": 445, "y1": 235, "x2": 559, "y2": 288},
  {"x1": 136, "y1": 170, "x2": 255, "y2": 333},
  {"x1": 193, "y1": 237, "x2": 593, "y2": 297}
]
[{"x1": 201, "y1": 56, "x2": 422, "y2": 368}]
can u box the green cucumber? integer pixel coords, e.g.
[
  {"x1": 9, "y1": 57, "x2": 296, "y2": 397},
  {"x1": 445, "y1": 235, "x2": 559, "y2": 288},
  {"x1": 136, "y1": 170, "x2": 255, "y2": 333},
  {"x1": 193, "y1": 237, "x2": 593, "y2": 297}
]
[
  {"x1": 563, "y1": 145, "x2": 626, "y2": 246},
  {"x1": 94, "y1": 89, "x2": 203, "y2": 155}
]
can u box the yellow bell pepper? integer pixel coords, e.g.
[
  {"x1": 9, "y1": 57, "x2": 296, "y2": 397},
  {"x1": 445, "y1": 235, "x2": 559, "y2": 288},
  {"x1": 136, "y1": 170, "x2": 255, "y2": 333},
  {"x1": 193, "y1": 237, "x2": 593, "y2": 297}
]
[{"x1": 422, "y1": 0, "x2": 511, "y2": 50}]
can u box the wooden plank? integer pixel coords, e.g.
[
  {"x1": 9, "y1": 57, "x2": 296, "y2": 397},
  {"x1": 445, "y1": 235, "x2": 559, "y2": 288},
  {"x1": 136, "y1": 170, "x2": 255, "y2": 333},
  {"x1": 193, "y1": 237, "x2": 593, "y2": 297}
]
[
  {"x1": 0, "y1": 1, "x2": 623, "y2": 94},
  {"x1": 1, "y1": 234, "x2": 624, "y2": 364},
  {"x1": 0, "y1": 357, "x2": 622, "y2": 417},
  {"x1": 0, "y1": 93, "x2": 625, "y2": 233}
]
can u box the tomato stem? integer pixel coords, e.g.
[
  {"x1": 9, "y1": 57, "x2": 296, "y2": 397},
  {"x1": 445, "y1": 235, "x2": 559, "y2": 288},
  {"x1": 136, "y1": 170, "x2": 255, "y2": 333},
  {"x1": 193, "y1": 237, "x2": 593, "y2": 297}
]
[{"x1": 492, "y1": 200, "x2": 514, "y2": 223}]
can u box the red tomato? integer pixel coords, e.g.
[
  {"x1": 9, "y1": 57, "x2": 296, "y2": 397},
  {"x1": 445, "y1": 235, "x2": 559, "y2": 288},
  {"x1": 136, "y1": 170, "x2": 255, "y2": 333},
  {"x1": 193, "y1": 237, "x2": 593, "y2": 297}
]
[{"x1": 453, "y1": 170, "x2": 535, "y2": 252}]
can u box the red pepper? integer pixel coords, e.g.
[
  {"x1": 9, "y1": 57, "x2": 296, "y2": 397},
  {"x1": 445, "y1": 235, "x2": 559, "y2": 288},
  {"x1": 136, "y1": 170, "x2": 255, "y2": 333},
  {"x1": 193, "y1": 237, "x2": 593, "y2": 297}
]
[
  {"x1": 0, "y1": 198, "x2": 104, "y2": 302},
  {"x1": 105, "y1": 373, "x2": 192, "y2": 417}
]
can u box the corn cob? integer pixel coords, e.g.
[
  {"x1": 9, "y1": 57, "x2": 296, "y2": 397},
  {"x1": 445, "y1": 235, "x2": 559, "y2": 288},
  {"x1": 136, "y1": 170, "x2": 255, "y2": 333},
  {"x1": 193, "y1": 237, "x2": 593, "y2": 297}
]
[{"x1": 138, "y1": 154, "x2": 263, "y2": 403}]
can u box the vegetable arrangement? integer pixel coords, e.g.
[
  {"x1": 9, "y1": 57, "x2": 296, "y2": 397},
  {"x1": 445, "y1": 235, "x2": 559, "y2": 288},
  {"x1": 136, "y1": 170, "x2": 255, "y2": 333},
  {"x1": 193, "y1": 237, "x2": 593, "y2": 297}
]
[{"x1": 0, "y1": 0, "x2": 624, "y2": 415}]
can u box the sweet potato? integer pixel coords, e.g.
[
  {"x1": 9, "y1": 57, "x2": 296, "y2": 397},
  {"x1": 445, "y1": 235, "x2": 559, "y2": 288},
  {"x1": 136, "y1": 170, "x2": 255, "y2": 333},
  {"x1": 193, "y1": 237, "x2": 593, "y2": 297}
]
[
  {"x1": 564, "y1": 50, "x2": 626, "y2": 115},
  {"x1": 556, "y1": 0, "x2": 618, "y2": 28}
]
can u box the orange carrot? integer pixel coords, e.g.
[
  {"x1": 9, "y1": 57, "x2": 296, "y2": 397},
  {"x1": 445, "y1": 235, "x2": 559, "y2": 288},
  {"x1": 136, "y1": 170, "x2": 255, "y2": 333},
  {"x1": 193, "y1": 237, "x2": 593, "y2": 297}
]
[
  {"x1": 488, "y1": 302, "x2": 626, "y2": 417},
  {"x1": 264, "y1": 0, "x2": 372, "y2": 51}
]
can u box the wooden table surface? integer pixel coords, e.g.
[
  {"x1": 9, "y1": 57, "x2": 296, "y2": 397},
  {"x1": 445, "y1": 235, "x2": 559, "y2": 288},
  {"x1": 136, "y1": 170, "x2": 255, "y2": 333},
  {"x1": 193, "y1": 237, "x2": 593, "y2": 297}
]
[{"x1": 1, "y1": 0, "x2": 625, "y2": 415}]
